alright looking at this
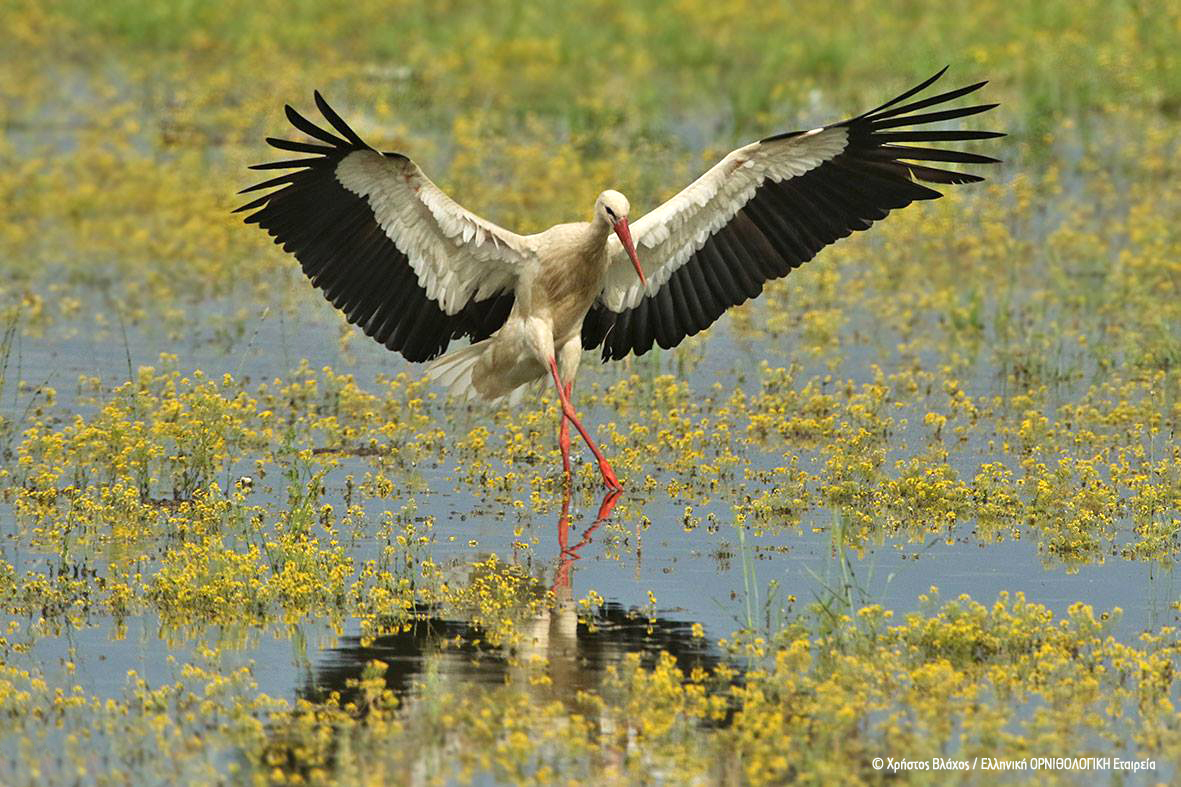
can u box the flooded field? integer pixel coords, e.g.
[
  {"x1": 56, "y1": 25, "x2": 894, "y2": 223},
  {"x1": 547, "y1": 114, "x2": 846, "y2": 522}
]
[{"x1": 3, "y1": 0, "x2": 1181, "y2": 783}]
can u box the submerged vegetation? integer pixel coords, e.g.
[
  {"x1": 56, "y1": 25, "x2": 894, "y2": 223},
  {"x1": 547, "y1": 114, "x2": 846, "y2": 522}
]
[{"x1": 2, "y1": 0, "x2": 1181, "y2": 783}]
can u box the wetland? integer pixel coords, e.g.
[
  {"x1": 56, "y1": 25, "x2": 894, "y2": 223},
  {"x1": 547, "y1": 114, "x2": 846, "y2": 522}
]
[{"x1": 2, "y1": 0, "x2": 1181, "y2": 783}]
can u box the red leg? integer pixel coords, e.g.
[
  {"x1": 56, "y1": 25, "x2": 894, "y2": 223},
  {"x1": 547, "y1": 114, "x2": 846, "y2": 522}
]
[
  {"x1": 547, "y1": 358, "x2": 622, "y2": 491},
  {"x1": 558, "y1": 382, "x2": 572, "y2": 478}
]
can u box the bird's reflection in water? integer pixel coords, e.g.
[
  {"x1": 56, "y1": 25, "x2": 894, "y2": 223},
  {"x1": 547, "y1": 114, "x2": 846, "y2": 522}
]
[{"x1": 304, "y1": 487, "x2": 719, "y2": 708}]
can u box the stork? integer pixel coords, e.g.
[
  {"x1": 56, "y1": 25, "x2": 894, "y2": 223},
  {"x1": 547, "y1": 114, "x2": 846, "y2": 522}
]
[{"x1": 238, "y1": 67, "x2": 1002, "y2": 491}]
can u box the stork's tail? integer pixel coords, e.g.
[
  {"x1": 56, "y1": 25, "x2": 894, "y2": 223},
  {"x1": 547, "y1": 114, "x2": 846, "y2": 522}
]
[
  {"x1": 426, "y1": 341, "x2": 543, "y2": 407},
  {"x1": 426, "y1": 341, "x2": 488, "y2": 399}
]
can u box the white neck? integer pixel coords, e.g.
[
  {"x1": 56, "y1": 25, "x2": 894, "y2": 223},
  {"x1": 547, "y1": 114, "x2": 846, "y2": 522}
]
[
  {"x1": 591, "y1": 207, "x2": 613, "y2": 230},
  {"x1": 588, "y1": 210, "x2": 613, "y2": 241}
]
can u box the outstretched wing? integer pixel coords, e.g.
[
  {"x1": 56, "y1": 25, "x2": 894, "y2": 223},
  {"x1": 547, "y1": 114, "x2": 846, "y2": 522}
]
[
  {"x1": 237, "y1": 93, "x2": 535, "y2": 362},
  {"x1": 582, "y1": 67, "x2": 1003, "y2": 361}
]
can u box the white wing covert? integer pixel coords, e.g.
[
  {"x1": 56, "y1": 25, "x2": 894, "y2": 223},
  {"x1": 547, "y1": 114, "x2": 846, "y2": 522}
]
[{"x1": 583, "y1": 68, "x2": 1002, "y2": 360}]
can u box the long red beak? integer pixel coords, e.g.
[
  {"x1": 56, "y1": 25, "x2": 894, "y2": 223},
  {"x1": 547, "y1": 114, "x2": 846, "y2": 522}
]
[{"x1": 613, "y1": 218, "x2": 646, "y2": 287}]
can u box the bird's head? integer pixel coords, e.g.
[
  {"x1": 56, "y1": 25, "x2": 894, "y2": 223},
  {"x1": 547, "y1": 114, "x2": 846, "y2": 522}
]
[{"x1": 595, "y1": 189, "x2": 645, "y2": 286}]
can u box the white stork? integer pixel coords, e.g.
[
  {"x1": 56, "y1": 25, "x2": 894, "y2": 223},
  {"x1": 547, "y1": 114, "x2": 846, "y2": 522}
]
[{"x1": 238, "y1": 67, "x2": 1002, "y2": 491}]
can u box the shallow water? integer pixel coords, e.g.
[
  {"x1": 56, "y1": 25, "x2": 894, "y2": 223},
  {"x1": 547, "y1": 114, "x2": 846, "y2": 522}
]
[{"x1": 9, "y1": 307, "x2": 1178, "y2": 693}]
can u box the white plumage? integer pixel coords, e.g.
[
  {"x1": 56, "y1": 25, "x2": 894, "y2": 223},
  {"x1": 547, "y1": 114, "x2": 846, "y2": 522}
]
[{"x1": 334, "y1": 151, "x2": 533, "y2": 313}]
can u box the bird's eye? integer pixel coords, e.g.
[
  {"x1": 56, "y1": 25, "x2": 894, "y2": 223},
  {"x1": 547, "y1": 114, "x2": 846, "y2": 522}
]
[{"x1": 605, "y1": 207, "x2": 616, "y2": 220}]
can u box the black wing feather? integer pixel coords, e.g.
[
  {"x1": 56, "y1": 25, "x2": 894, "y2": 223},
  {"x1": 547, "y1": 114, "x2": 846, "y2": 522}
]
[{"x1": 238, "y1": 93, "x2": 514, "y2": 362}]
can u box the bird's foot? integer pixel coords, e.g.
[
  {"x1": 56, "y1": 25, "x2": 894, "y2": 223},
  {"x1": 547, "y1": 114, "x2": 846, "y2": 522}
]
[{"x1": 598, "y1": 460, "x2": 623, "y2": 492}]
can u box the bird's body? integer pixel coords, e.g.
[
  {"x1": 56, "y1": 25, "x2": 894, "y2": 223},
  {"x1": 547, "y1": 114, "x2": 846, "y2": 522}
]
[
  {"x1": 532, "y1": 221, "x2": 613, "y2": 348},
  {"x1": 239, "y1": 67, "x2": 1002, "y2": 489},
  {"x1": 430, "y1": 212, "x2": 617, "y2": 405}
]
